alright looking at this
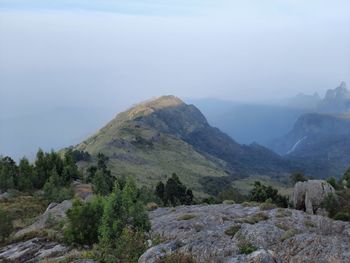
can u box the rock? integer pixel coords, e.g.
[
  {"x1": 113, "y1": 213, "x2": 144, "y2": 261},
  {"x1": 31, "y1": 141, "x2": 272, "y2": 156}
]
[
  {"x1": 139, "y1": 204, "x2": 350, "y2": 263},
  {"x1": 0, "y1": 238, "x2": 68, "y2": 262},
  {"x1": 14, "y1": 200, "x2": 72, "y2": 239},
  {"x1": 291, "y1": 180, "x2": 335, "y2": 214},
  {"x1": 0, "y1": 192, "x2": 10, "y2": 200}
]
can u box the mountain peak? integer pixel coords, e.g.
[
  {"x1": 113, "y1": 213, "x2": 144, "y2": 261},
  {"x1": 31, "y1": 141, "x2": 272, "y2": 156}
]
[
  {"x1": 126, "y1": 95, "x2": 184, "y2": 120},
  {"x1": 324, "y1": 82, "x2": 349, "y2": 100}
]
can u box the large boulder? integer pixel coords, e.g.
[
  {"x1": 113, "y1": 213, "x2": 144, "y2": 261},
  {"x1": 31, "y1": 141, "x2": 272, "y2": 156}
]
[
  {"x1": 14, "y1": 200, "x2": 72, "y2": 239},
  {"x1": 139, "y1": 204, "x2": 350, "y2": 263},
  {"x1": 291, "y1": 180, "x2": 335, "y2": 214}
]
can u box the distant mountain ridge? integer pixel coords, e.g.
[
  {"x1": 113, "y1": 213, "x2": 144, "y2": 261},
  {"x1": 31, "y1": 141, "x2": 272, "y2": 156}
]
[
  {"x1": 73, "y1": 95, "x2": 295, "y2": 195},
  {"x1": 269, "y1": 112, "x2": 350, "y2": 177},
  {"x1": 317, "y1": 82, "x2": 350, "y2": 113}
]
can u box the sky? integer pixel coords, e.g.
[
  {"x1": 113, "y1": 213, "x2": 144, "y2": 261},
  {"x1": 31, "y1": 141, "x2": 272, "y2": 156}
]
[{"x1": 0, "y1": 0, "x2": 350, "y2": 159}]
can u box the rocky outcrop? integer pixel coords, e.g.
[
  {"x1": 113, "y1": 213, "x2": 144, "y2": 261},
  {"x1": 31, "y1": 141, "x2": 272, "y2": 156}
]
[
  {"x1": 291, "y1": 180, "x2": 335, "y2": 214},
  {"x1": 14, "y1": 200, "x2": 72, "y2": 239},
  {"x1": 0, "y1": 238, "x2": 68, "y2": 262},
  {"x1": 139, "y1": 204, "x2": 350, "y2": 263}
]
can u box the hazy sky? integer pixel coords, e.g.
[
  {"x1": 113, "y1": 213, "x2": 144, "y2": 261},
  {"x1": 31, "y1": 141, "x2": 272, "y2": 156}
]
[
  {"x1": 1, "y1": 0, "x2": 350, "y2": 159},
  {"x1": 1, "y1": 0, "x2": 350, "y2": 113}
]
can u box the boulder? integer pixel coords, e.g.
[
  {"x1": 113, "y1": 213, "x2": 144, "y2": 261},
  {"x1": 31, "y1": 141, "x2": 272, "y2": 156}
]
[
  {"x1": 139, "y1": 204, "x2": 350, "y2": 263},
  {"x1": 291, "y1": 180, "x2": 335, "y2": 214},
  {"x1": 0, "y1": 238, "x2": 68, "y2": 262},
  {"x1": 14, "y1": 200, "x2": 72, "y2": 239}
]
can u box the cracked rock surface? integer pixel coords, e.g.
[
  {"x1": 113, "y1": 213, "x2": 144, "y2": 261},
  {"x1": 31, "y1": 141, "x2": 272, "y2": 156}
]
[{"x1": 139, "y1": 204, "x2": 350, "y2": 263}]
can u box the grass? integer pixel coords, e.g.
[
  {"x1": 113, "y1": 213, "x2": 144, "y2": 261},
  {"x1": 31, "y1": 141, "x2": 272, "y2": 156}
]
[
  {"x1": 0, "y1": 194, "x2": 46, "y2": 232},
  {"x1": 235, "y1": 213, "x2": 269, "y2": 224},
  {"x1": 146, "y1": 202, "x2": 159, "y2": 211},
  {"x1": 155, "y1": 252, "x2": 196, "y2": 263},
  {"x1": 236, "y1": 236, "x2": 258, "y2": 255},
  {"x1": 224, "y1": 225, "x2": 241, "y2": 237},
  {"x1": 304, "y1": 220, "x2": 317, "y2": 228},
  {"x1": 281, "y1": 229, "x2": 298, "y2": 241},
  {"x1": 275, "y1": 208, "x2": 292, "y2": 218},
  {"x1": 177, "y1": 214, "x2": 197, "y2": 221},
  {"x1": 275, "y1": 222, "x2": 290, "y2": 231},
  {"x1": 259, "y1": 202, "x2": 277, "y2": 210}
]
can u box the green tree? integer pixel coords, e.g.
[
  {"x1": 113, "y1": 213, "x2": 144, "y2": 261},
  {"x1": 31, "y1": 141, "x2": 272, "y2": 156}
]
[
  {"x1": 164, "y1": 173, "x2": 187, "y2": 206},
  {"x1": 290, "y1": 172, "x2": 307, "y2": 185},
  {"x1": 0, "y1": 156, "x2": 18, "y2": 191},
  {"x1": 343, "y1": 168, "x2": 350, "y2": 187},
  {"x1": 65, "y1": 197, "x2": 104, "y2": 246},
  {"x1": 99, "y1": 179, "x2": 150, "y2": 244},
  {"x1": 43, "y1": 170, "x2": 72, "y2": 203},
  {"x1": 326, "y1": 177, "x2": 338, "y2": 190},
  {"x1": 249, "y1": 181, "x2": 288, "y2": 208},
  {"x1": 17, "y1": 157, "x2": 34, "y2": 191},
  {"x1": 155, "y1": 181, "x2": 165, "y2": 203},
  {"x1": 92, "y1": 170, "x2": 113, "y2": 196}
]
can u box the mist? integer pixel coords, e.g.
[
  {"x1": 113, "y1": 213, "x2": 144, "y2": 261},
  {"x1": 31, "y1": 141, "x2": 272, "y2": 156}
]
[{"x1": 1, "y1": 0, "x2": 350, "y2": 160}]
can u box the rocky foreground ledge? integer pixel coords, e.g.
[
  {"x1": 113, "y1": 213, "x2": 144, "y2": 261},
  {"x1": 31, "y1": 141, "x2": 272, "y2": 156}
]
[{"x1": 139, "y1": 204, "x2": 350, "y2": 263}]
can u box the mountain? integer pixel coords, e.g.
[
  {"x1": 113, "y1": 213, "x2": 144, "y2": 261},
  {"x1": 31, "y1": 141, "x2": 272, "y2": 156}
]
[
  {"x1": 283, "y1": 92, "x2": 321, "y2": 109},
  {"x1": 73, "y1": 96, "x2": 294, "y2": 195},
  {"x1": 317, "y1": 81, "x2": 350, "y2": 113},
  {"x1": 269, "y1": 113, "x2": 350, "y2": 178},
  {"x1": 189, "y1": 98, "x2": 307, "y2": 146}
]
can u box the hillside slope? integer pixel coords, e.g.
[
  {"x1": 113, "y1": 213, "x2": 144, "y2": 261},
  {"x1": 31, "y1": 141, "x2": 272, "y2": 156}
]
[{"x1": 74, "y1": 96, "x2": 294, "y2": 195}]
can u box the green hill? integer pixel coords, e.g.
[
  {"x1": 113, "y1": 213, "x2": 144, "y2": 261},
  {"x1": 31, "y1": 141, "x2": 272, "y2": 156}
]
[{"x1": 73, "y1": 96, "x2": 294, "y2": 196}]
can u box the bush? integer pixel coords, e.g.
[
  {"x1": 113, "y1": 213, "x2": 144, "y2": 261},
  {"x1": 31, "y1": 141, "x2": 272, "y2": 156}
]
[
  {"x1": 249, "y1": 181, "x2": 288, "y2": 208},
  {"x1": 237, "y1": 236, "x2": 257, "y2": 254},
  {"x1": 235, "y1": 212, "x2": 268, "y2": 224},
  {"x1": 146, "y1": 202, "x2": 158, "y2": 211},
  {"x1": 333, "y1": 212, "x2": 350, "y2": 221},
  {"x1": 224, "y1": 225, "x2": 241, "y2": 237},
  {"x1": 290, "y1": 172, "x2": 307, "y2": 184},
  {"x1": 0, "y1": 209, "x2": 13, "y2": 242},
  {"x1": 65, "y1": 197, "x2": 104, "y2": 246},
  {"x1": 155, "y1": 174, "x2": 193, "y2": 207},
  {"x1": 98, "y1": 178, "x2": 150, "y2": 261}
]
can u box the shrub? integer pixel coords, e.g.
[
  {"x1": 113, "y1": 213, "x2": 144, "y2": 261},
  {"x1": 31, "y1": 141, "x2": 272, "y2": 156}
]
[
  {"x1": 0, "y1": 208, "x2": 13, "y2": 242},
  {"x1": 156, "y1": 252, "x2": 196, "y2": 263},
  {"x1": 259, "y1": 202, "x2": 276, "y2": 210},
  {"x1": 177, "y1": 214, "x2": 196, "y2": 221},
  {"x1": 237, "y1": 237, "x2": 257, "y2": 254},
  {"x1": 224, "y1": 225, "x2": 241, "y2": 237},
  {"x1": 290, "y1": 172, "x2": 307, "y2": 184},
  {"x1": 303, "y1": 220, "x2": 316, "y2": 228},
  {"x1": 281, "y1": 229, "x2": 298, "y2": 241},
  {"x1": 155, "y1": 174, "x2": 193, "y2": 207},
  {"x1": 98, "y1": 178, "x2": 150, "y2": 260},
  {"x1": 235, "y1": 213, "x2": 268, "y2": 224},
  {"x1": 249, "y1": 182, "x2": 288, "y2": 208},
  {"x1": 333, "y1": 212, "x2": 350, "y2": 221},
  {"x1": 64, "y1": 197, "x2": 104, "y2": 246},
  {"x1": 146, "y1": 202, "x2": 158, "y2": 211}
]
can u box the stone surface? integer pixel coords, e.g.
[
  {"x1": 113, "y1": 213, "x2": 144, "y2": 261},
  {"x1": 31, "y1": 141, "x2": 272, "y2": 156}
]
[
  {"x1": 0, "y1": 238, "x2": 68, "y2": 262},
  {"x1": 14, "y1": 200, "x2": 72, "y2": 239},
  {"x1": 139, "y1": 204, "x2": 350, "y2": 263},
  {"x1": 291, "y1": 180, "x2": 335, "y2": 214}
]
